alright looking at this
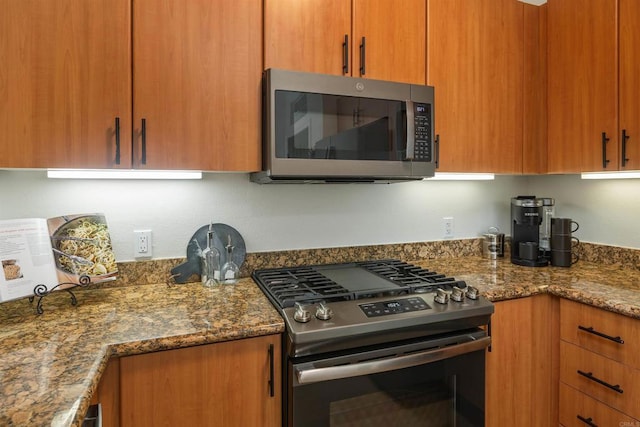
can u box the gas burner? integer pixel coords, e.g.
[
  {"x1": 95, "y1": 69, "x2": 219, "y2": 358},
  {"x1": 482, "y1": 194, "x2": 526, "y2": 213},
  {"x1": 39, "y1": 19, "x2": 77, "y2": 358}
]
[
  {"x1": 253, "y1": 266, "x2": 352, "y2": 307},
  {"x1": 356, "y1": 259, "x2": 468, "y2": 293}
]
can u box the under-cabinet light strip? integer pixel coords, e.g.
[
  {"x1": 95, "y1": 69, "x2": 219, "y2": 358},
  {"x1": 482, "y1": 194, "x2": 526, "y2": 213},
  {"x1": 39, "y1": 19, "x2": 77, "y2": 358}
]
[
  {"x1": 47, "y1": 169, "x2": 203, "y2": 180},
  {"x1": 427, "y1": 173, "x2": 495, "y2": 181},
  {"x1": 581, "y1": 171, "x2": 640, "y2": 180}
]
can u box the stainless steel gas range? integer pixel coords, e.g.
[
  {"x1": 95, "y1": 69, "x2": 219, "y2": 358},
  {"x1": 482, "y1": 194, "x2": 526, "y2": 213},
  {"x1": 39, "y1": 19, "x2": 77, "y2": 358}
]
[{"x1": 252, "y1": 259, "x2": 494, "y2": 427}]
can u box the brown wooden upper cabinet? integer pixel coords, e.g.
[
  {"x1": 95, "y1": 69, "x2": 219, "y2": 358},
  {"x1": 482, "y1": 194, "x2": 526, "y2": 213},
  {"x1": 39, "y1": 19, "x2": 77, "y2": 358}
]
[
  {"x1": 0, "y1": 0, "x2": 132, "y2": 169},
  {"x1": 548, "y1": 0, "x2": 640, "y2": 173},
  {"x1": 0, "y1": 0, "x2": 261, "y2": 171},
  {"x1": 264, "y1": 0, "x2": 426, "y2": 85},
  {"x1": 427, "y1": 0, "x2": 544, "y2": 174}
]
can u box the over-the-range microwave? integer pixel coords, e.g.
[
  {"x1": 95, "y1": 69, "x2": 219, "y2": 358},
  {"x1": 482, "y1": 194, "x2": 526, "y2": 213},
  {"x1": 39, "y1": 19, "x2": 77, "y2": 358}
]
[{"x1": 250, "y1": 69, "x2": 437, "y2": 184}]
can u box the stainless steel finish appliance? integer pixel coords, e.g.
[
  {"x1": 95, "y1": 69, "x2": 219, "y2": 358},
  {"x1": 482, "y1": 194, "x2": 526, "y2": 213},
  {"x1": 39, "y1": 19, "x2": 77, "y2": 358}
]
[
  {"x1": 510, "y1": 196, "x2": 548, "y2": 267},
  {"x1": 251, "y1": 69, "x2": 436, "y2": 184},
  {"x1": 252, "y1": 259, "x2": 494, "y2": 426}
]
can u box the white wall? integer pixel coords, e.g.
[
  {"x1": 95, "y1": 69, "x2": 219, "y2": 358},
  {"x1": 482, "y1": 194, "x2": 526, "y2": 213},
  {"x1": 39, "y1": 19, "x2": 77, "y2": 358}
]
[
  {"x1": 1, "y1": 170, "x2": 638, "y2": 261},
  {"x1": 527, "y1": 174, "x2": 640, "y2": 249},
  {"x1": 0, "y1": 170, "x2": 523, "y2": 261}
]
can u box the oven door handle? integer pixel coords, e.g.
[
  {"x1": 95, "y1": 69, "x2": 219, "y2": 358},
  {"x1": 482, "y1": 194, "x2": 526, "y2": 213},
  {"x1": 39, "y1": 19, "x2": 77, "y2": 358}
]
[{"x1": 296, "y1": 336, "x2": 491, "y2": 385}]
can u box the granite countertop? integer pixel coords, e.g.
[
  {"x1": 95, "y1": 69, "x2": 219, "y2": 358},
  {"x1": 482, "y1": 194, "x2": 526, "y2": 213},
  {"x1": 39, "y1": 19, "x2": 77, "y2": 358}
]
[
  {"x1": 2, "y1": 256, "x2": 640, "y2": 426},
  {"x1": 412, "y1": 257, "x2": 640, "y2": 318},
  {"x1": 0, "y1": 279, "x2": 284, "y2": 427}
]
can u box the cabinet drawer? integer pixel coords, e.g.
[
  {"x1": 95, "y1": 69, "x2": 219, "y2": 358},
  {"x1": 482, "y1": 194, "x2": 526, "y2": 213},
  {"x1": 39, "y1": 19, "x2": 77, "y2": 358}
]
[
  {"x1": 560, "y1": 382, "x2": 639, "y2": 427},
  {"x1": 560, "y1": 341, "x2": 640, "y2": 420},
  {"x1": 560, "y1": 299, "x2": 640, "y2": 369}
]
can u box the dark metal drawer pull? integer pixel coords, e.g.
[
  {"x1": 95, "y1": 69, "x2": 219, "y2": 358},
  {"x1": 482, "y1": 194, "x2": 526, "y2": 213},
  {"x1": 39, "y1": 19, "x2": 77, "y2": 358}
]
[
  {"x1": 435, "y1": 134, "x2": 440, "y2": 170},
  {"x1": 141, "y1": 118, "x2": 147, "y2": 165},
  {"x1": 577, "y1": 370, "x2": 623, "y2": 394},
  {"x1": 114, "y1": 117, "x2": 121, "y2": 165},
  {"x1": 577, "y1": 414, "x2": 597, "y2": 427},
  {"x1": 601, "y1": 132, "x2": 610, "y2": 168},
  {"x1": 359, "y1": 36, "x2": 366, "y2": 76},
  {"x1": 622, "y1": 129, "x2": 630, "y2": 167},
  {"x1": 342, "y1": 34, "x2": 349, "y2": 74},
  {"x1": 268, "y1": 344, "x2": 275, "y2": 397},
  {"x1": 578, "y1": 325, "x2": 624, "y2": 344}
]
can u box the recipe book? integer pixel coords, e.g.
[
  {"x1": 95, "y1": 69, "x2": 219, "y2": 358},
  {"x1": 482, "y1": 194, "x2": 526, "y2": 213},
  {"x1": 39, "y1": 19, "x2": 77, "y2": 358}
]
[{"x1": 0, "y1": 213, "x2": 117, "y2": 303}]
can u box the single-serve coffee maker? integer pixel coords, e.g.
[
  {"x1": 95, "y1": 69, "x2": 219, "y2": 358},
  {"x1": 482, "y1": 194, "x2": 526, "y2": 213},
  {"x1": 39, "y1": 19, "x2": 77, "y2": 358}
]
[{"x1": 511, "y1": 196, "x2": 549, "y2": 267}]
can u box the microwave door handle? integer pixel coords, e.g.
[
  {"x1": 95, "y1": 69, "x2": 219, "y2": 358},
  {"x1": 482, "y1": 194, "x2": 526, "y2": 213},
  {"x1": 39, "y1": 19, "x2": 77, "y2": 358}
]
[
  {"x1": 405, "y1": 100, "x2": 415, "y2": 160},
  {"x1": 296, "y1": 336, "x2": 490, "y2": 385}
]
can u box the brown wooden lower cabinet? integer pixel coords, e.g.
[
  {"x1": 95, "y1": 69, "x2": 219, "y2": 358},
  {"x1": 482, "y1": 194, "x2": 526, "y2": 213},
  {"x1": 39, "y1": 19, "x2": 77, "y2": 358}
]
[
  {"x1": 485, "y1": 294, "x2": 559, "y2": 427},
  {"x1": 94, "y1": 334, "x2": 281, "y2": 427}
]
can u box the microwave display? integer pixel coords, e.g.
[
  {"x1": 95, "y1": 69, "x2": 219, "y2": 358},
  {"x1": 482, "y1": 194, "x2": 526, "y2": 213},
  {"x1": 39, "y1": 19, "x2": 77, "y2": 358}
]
[{"x1": 275, "y1": 91, "x2": 431, "y2": 162}]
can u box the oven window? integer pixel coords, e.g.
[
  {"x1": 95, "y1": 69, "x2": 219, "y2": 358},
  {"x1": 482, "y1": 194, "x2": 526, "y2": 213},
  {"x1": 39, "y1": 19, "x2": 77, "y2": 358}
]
[
  {"x1": 274, "y1": 90, "x2": 406, "y2": 161},
  {"x1": 290, "y1": 350, "x2": 485, "y2": 427},
  {"x1": 329, "y1": 378, "x2": 454, "y2": 427}
]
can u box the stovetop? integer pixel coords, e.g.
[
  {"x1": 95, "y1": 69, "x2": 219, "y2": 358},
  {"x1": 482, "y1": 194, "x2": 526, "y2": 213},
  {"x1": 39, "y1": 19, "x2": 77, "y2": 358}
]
[
  {"x1": 252, "y1": 259, "x2": 468, "y2": 308},
  {"x1": 252, "y1": 259, "x2": 494, "y2": 357}
]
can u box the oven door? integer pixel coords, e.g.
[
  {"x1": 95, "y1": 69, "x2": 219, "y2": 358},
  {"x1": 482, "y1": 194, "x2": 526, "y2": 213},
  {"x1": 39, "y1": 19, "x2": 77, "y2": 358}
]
[{"x1": 288, "y1": 331, "x2": 489, "y2": 427}]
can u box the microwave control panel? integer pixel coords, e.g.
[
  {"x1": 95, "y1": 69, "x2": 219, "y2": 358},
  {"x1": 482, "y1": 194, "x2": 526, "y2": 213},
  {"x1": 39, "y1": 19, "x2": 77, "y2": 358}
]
[{"x1": 413, "y1": 103, "x2": 432, "y2": 162}]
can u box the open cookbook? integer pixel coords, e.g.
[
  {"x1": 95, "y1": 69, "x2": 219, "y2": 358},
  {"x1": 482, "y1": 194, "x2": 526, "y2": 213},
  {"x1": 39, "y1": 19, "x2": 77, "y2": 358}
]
[{"x1": 0, "y1": 213, "x2": 117, "y2": 303}]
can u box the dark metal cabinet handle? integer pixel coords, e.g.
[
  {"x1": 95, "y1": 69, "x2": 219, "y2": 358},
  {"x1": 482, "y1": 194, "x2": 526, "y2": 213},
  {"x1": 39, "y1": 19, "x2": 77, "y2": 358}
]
[
  {"x1": 622, "y1": 129, "x2": 630, "y2": 167},
  {"x1": 342, "y1": 34, "x2": 349, "y2": 74},
  {"x1": 577, "y1": 414, "x2": 598, "y2": 427},
  {"x1": 268, "y1": 344, "x2": 275, "y2": 397},
  {"x1": 141, "y1": 118, "x2": 147, "y2": 165},
  {"x1": 577, "y1": 370, "x2": 623, "y2": 394},
  {"x1": 578, "y1": 325, "x2": 624, "y2": 344},
  {"x1": 601, "y1": 132, "x2": 610, "y2": 168},
  {"x1": 114, "y1": 117, "x2": 121, "y2": 165},
  {"x1": 435, "y1": 134, "x2": 440, "y2": 170},
  {"x1": 359, "y1": 36, "x2": 366, "y2": 76}
]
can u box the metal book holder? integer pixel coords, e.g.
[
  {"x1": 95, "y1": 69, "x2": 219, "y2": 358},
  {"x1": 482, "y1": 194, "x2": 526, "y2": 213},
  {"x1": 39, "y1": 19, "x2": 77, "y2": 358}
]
[{"x1": 29, "y1": 275, "x2": 91, "y2": 315}]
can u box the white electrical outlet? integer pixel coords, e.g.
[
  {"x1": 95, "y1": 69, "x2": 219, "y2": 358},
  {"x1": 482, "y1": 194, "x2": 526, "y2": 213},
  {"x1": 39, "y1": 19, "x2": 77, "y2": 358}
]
[
  {"x1": 443, "y1": 217, "x2": 454, "y2": 238},
  {"x1": 134, "y1": 230, "x2": 152, "y2": 258}
]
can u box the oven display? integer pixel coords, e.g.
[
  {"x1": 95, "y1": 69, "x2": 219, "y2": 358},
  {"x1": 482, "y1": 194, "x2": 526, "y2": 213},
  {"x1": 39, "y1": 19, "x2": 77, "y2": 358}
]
[{"x1": 359, "y1": 297, "x2": 431, "y2": 317}]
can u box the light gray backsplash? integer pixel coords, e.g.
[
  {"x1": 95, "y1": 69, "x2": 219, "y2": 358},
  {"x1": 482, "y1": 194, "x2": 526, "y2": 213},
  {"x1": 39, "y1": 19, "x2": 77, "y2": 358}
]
[
  {"x1": 1, "y1": 170, "x2": 637, "y2": 261},
  {"x1": 527, "y1": 174, "x2": 640, "y2": 250}
]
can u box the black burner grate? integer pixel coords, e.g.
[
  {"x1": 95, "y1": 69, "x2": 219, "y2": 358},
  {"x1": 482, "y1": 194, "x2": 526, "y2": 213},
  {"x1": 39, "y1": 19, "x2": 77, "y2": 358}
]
[
  {"x1": 252, "y1": 259, "x2": 468, "y2": 308},
  {"x1": 252, "y1": 266, "x2": 352, "y2": 308},
  {"x1": 356, "y1": 259, "x2": 467, "y2": 292}
]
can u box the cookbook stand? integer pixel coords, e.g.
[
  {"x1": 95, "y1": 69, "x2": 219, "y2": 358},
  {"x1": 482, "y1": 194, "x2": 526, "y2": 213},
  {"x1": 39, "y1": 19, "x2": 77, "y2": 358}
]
[{"x1": 29, "y1": 274, "x2": 91, "y2": 315}]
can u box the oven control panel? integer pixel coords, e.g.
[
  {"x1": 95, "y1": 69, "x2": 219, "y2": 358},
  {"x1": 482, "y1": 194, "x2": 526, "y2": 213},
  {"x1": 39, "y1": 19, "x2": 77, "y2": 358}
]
[{"x1": 359, "y1": 297, "x2": 431, "y2": 317}]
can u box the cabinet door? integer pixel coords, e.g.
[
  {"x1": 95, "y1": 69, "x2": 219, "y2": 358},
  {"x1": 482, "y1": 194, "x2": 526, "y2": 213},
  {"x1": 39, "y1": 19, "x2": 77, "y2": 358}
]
[
  {"x1": 264, "y1": 0, "x2": 351, "y2": 76},
  {"x1": 353, "y1": 0, "x2": 426, "y2": 85},
  {"x1": 547, "y1": 0, "x2": 618, "y2": 173},
  {"x1": 427, "y1": 0, "x2": 524, "y2": 173},
  {"x1": 120, "y1": 334, "x2": 281, "y2": 427},
  {"x1": 619, "y1": 0, "x2": 640, "y2": 170},
  {"x1": 133, "y1": 0, "x2": 262, "y2": 171},
  {"x1": 0, "y1": 0, "x2": 132, "y2": 169},
  {"x1": 485, "y1": 295, "x2": 558, "y2": 426}
]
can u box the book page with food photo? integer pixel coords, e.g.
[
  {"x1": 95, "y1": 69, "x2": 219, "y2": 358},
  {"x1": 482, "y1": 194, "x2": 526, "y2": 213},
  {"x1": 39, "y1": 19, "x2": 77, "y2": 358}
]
[{"x1": 0, "y1": 213, "x2": 117, "y2": 303}]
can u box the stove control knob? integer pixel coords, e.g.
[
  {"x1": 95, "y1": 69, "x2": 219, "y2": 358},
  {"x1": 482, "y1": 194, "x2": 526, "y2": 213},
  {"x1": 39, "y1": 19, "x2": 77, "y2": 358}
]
[
  {"x1": 451, "y1": 286, "x2": 465, "y2": 302},
  {"x1": 466, "y1": 286, "x2": 479, "y2": 300},
  {"x1": 315, "y1": 303, "x2": 333, "y2": 321},
  {"x1": 434, "y1": 288, "x2": 450, "y2": 305},
  {"x1": 293, "y1": 303, "x2": 312, "y2": 323}
]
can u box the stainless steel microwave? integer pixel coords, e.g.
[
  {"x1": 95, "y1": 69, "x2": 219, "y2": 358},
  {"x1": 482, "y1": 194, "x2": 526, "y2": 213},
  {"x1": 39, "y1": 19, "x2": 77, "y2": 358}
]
[{"x1": 250, "y1": 69, "x2": 436, "y2": 184}]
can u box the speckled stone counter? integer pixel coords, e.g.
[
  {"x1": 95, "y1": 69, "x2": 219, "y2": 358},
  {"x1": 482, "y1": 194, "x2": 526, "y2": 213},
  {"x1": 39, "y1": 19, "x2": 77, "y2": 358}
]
[
  {"x1": 410, "y1": 257, "x2": 640, "y2": 319},
  {"x1": 2, "y1": 250, "x2": 640, "y2": 426},
  {"x1": 0, "y1": 279, "x2": 284, "y2": 427}
]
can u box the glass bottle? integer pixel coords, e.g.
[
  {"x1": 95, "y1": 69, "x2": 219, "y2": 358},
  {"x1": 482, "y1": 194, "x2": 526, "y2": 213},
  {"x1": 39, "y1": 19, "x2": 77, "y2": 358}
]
[
  {"x1": 220, "y1": 237, "x2": 239, "y2": 285},
  {"x1": 201, "y1": 228, "x2": 220, "y2": 287}
]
